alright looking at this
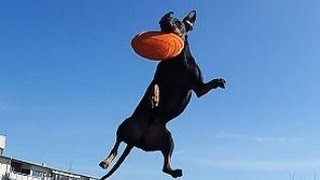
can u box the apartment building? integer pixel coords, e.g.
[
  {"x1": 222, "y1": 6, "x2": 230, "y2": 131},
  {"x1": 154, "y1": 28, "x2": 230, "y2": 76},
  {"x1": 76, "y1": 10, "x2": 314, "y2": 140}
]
[
  {"x1": 0, "y1": 156, "x2": 98, "y2": 180},
  {"x1": 0, "y1": 135, "x2": 97, "y2": 180}
]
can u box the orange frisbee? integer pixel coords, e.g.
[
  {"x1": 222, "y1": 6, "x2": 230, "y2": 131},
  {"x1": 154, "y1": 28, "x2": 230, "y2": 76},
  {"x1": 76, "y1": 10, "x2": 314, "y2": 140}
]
[{"x1": 131, "y1": 31, "x2": 184, "y2": 61}]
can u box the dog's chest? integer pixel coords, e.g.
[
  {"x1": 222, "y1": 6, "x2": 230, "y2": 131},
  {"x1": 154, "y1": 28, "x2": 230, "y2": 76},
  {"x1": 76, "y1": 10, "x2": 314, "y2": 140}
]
[{"x1": 155, "y1": 61, "x2": 196, "y2": 84}]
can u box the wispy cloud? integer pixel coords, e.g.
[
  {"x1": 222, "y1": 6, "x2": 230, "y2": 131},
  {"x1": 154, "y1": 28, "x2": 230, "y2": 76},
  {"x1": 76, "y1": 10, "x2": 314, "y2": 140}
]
[
  {"x1": 253, "y1": 136, "x2": 287, "y2": 143},
  {"x1": 194, "y1": 158, "x2": 320, "y2": 172},
  {"x1": 215, "y1": 132, "x2": 301, "y2": 143},
  {"x1": 173, "y1": 150, "x2": 185, "y2": 156}
]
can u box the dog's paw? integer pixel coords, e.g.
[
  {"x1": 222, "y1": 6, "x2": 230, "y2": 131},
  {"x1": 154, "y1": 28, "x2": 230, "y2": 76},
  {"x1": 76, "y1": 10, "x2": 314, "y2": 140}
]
[
  {"x1": 172, "y1": 169, "x2": 183, "y2": 178},
  {"x1": 99, "y1": 161, "x2": 109, "y2": 169},
  {"x1": 215, "y1": 78, "x2": 226, "y2": 89}
]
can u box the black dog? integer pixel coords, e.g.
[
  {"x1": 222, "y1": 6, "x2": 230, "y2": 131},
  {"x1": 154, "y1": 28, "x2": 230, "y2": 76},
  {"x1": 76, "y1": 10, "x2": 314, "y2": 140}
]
[{"x1": 99, "y1": 10, "x2": 225, "y2": 179}]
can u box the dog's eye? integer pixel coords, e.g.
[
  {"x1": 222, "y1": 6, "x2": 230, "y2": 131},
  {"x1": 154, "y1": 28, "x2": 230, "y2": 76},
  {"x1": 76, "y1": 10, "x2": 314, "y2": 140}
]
[{"x1": 174, "y1": 21, "x2": 182, "y2": 27}]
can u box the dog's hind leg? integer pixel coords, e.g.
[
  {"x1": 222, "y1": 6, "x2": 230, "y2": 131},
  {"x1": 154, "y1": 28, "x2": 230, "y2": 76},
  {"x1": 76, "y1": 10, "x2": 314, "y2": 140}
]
[
  {"x1": 161, "y1": 130, "x2": 183, "y2": 178},
  {"x1": 99, "y1": 138, "x2": 121, "y2": 169},
  {"x1": 100, "y1": 144, "x2": 133, "y2": 180},
  {"x1": 99, "y1": 117, "x2": 142, "y2": 170}
]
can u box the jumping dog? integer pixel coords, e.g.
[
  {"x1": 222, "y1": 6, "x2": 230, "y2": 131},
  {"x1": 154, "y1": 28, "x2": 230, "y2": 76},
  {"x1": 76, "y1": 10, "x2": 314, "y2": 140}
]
[{"x1": 99, "y1": 10, "x2": 226, "y2": 179}]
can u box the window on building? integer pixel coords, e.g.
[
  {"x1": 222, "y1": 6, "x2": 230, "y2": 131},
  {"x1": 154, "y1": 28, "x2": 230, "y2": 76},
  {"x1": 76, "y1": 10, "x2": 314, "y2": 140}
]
[
  {"x1": 11, "y1": 161, "x2": 31, "y2": 175},
  {"x1": 32, "y1": 170, "x2": 46, "y2": 178},
  {"x1": 52, "y1": 173, "x2": 80, "y2": 180}
]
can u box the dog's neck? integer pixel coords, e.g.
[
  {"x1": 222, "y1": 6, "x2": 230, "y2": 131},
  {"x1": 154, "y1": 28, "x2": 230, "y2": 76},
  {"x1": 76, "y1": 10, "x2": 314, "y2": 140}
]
[
  {"x1": 178, "y1": 35, "x2": 195, "y2": 64},
  {"x1": 182, "y1": 35, "x2": 191, "y2": 56}
]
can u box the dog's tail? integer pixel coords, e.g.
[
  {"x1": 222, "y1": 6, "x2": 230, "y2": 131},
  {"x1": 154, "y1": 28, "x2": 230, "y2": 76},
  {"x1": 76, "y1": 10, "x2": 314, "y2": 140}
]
[{"x1": 100, "y1": 144, "x2": 133, "y2": 180}]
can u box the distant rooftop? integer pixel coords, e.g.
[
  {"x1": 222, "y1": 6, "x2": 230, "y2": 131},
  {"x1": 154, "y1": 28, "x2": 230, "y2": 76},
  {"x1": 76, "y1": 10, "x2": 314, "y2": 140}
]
[{"x1": 0, "y1": 155, "x2": 98, "y2": 180}]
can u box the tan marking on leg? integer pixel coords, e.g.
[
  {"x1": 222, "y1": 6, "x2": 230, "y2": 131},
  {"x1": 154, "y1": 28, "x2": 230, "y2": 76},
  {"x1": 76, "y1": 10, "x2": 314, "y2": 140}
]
[
  {"x1": 105, "y1": 153, "x2": 115, "y2": 164},
  {"x1": 151, "y1": 84, "x2": 160, "y2": 109}
]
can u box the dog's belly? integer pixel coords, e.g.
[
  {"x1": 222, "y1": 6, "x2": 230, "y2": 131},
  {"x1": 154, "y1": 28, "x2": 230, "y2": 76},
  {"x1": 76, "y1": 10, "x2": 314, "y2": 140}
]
[
  {"x1": 157, "y1": 90, "x2": 192, "y2": 121},
  {"x1": 135, "y1": 123, "x2": 171, "y2": 152}
]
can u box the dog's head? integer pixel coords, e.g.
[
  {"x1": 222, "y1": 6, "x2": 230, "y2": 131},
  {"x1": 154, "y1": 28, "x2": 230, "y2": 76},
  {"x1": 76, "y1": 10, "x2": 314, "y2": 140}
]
[{"x1": 159, "y1": 10, "x2": 196, "y2": 39}]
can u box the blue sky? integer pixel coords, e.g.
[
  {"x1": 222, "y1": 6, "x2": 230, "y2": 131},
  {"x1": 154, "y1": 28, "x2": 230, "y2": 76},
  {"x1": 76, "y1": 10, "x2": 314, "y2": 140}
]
[{"x1": 1, "y1": 1, "x2": 320, "y2": 180}]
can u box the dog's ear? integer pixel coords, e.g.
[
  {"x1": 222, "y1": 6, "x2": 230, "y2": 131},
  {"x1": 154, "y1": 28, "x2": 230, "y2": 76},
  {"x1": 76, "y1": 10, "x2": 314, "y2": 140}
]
[
  {"x1": 183, "y1": 10, "x2": 196, "y2": 32},
  {"x1": 159, "y1": 11, "x2": 174, "y2": 25}
]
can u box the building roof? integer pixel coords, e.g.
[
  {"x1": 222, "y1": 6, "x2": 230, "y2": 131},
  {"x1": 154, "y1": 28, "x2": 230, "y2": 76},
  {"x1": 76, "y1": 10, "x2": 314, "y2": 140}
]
[{"x1": 0, "y1": 155, "x2": 98, "y2": 179}]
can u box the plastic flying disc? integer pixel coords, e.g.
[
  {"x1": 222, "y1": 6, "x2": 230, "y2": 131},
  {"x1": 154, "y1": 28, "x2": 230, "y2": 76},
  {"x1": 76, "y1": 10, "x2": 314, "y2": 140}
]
[{"x1": 131, "y1": 31, "x2": 184, "y2": 61}]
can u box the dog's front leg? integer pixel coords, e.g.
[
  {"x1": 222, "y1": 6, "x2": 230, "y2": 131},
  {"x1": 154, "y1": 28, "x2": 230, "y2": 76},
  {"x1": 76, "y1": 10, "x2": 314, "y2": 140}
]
[{"x1": 193, "y1": 78, "x2": 226, "y2": 98}]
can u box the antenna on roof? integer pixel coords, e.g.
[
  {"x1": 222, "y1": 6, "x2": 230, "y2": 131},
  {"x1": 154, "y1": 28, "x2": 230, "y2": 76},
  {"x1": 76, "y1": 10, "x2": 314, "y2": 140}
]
[
  {"x1": 68, "y1": 161, "x2": 73, "y2": 172},
  {"x1": 0, "y1": 134, "x2": 6, "y2": 155}
]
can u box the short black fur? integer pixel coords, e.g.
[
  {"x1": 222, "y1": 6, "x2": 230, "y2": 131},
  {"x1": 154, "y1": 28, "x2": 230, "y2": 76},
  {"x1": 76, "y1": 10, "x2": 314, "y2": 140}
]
[{"x1": 99, "y1": 10, "x2": 226, "y2": 179}]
